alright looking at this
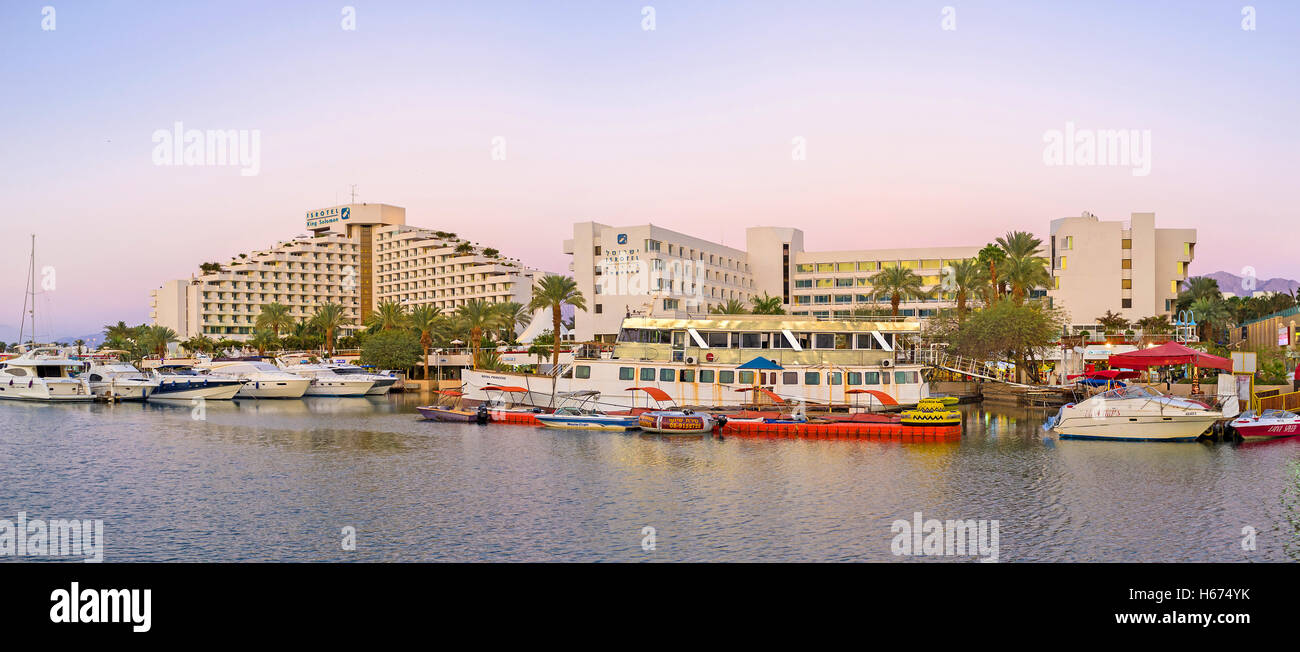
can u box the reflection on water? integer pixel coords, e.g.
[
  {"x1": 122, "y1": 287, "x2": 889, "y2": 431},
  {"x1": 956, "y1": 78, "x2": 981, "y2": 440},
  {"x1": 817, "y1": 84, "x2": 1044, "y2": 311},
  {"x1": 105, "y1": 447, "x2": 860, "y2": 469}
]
[{"x1": 2, "y1": 395, "x2": 1298, "y2": 561}]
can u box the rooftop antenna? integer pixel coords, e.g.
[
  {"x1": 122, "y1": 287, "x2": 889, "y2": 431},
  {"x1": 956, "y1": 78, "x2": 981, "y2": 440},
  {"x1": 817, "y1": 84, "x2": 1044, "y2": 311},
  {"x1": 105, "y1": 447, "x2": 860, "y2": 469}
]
[{"x1": 349, "y1": 184, "x2": 358, "y2": 204}]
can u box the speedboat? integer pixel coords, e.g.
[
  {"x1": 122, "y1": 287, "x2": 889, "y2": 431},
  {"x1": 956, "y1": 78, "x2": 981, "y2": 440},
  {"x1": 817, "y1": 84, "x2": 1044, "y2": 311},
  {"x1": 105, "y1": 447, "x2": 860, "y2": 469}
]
[
  {"x1": 198, "y1": 361, "x2": 310, "y2": 398},
  {"x1": 1229, "y1": 409, "x2": 1300, "y2": 441},
  {"x1": 417, "y1": 390, "x2": 490, "y2": 423},
  {"x1": 480, "y1": 385, "x2": 544, "y2": 419},
  {"x1": 534, "y1": 391, "x2": 639, "y2": 431},
  {"x1": 0, "y1": 347, "x2": 94, "y2": 401},
  {"x1": 148, "y1": 365, "x2": 243, "y2": 400},
  {"x1": 83, "y1": 358, "x2": 160, "y2": 401},
  {"x1": 626, "y1": 387, "x2": 718, "y2": 434},
  {"x1": 277, "y1": 362, "x2": 374, "y2": 397},
  {"x1": 1047, "y1": 385, "x2": 1221, "y2": 442},
  {"x1": 325, "y1": 363, "x2": 397, "y2": 395}
]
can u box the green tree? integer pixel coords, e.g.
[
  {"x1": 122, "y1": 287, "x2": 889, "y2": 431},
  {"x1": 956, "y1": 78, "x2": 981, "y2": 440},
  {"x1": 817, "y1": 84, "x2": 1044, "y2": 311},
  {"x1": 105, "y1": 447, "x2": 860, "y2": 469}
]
[
  {"x1": 709, "y1": 299, "x2": 749, "y2": 314},
  {"x1": 408, "y1": 305, "x2": 442, "y2": 382},
  {"x1": 1136, "y1": 315, "x2": 1171, "y2": 334},
  {"x1": 495, "y1": 301, "x2": 532, "y2": 343},
  {"x1": 869, "y1": 267, "x2": 929, "y2": 316},
  {"x1": 199, "y1": 262, "x2": 223, "y2": 274},
  {"x1": 454, "y1": 242, "x2": 475, "y2": 255},
  {"x1": 1189, "y1": 297, "x2": 1230, "y2": 343},
  {"x1": 455, "y1": 299, "x2": 505, "y2": 369},
  {"x1": 749, "y1": 293, "x2": 785, "y2": 315},
  {"x1": 944, "y1": 258, "x2": 987, "y2": 321},
  {"x1": 976, "y1": 244, "x2": 1008, "y2": 302},
  {"x1": 994, "y1": 231, "x2": 1050, "y2": 303},
  {"x1": 359, "y1": 330, "x2": 422, "y2": 374},
  {"x1": 254, "y1": 302, "x2": 293, "y2": 337},
  {"x1": 950, "y1": 299, "x2": 1064, "y2": 383},
  {"x1": 1175, "y1": 276, "x2": 1222, "y2": 312},
  {"x1": 366, "y1": 300, "x2": 409, "y2": 333},
  {"x1": 311, "y1": 303, "x2": 349, "y2": 357},
  {"x1": 249, "y1": 329, "x2": 281, "y2": 356},
  {"x1": 527, "y1": 275, "x2": 587, "y2": 374},
  {"x1": 1095, "y1": 310, "x2": 1130, "y2": 332}
]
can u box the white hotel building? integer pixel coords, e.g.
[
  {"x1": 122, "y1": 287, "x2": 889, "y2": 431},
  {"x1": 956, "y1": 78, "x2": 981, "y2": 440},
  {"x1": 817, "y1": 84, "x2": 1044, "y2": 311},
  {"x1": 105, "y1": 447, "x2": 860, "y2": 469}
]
[
  {"x1": 568, "y1": 212, "x2": 1196, "y2": 343},
  {"x1": 151, "y1": 203, "x2": 548, "y2": 341}
]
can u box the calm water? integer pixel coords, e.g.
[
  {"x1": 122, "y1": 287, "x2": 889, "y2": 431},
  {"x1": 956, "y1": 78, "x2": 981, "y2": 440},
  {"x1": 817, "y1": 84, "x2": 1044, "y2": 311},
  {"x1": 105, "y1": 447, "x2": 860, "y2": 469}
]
[{"x1": 2, "y1": 394, "x2": 1299, "y2": 562}]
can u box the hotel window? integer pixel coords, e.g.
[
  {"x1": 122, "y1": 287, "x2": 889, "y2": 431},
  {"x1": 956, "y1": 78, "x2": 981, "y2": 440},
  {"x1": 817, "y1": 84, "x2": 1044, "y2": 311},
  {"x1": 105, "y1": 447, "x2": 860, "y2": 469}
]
[
  {"x1": 859, "y1": 261, "x2": 878, "y2": 271},
  {"x1": 922, "y1": 275, "x2": 941, "y2": 285},
  {"x1": 856, "y1": 278, "x2": 870, "y2": 286},
  {"x1": 1121, "y1": 239, "x2": 1132, "y2": 249},
  {"x1": 794, "y1": 279, "x2": 812, "y2": 288},
  {"x1": 834, "y1": 295, "x2": 853, "y2": 304},
  {"x1": 1171, "y1": 280, "x2": 1179, "y2": 294},
  {"x1": 836, "y1": 262, "x2": 854, "y2": 272},
  {"x1": 793, "y1": 296, "x2": 810, "y2": 305},
  {"x1": 660, "y1": 368, "x2": 675, "y2": 382},
  {"x1": 880, "y1": 261, "x2": 897, "y2": 269},
  {"x1": 640, "y1": 368, "x2": 655, "y2": 381},
  {"x1": 644, "y1": 239, "x2": 661, "y2": 252},
  {"x1": 900, "y1": 260, "x2": 920, "y2": 269},
  {"x1": 679, "y1": 369, "x2": 695, "y2": 383},
  {"x1": 699, "y1": 370, "x2": 715, "y2": 383},
  {"x1": 719, "y1": 371, "x2": 735, "y2": 384},
  {"x1": 796, "y1": 263, "x2": 815, "y2": 273},
  {"x1": 619, "y1": 367, "x2": 635, "y2": 381},
  {"x1": 575, "y1": 366, "x2": 591, "y2": 379},
  {"x1": 1053, "y1": 277, "x2": 1060, "y2": 289},
  {"x1": 814, "y1": 295, "x2": 831, "y2": 304},
  {"x1": 1121, "y1": 258, "x2": 1132, "y2": 269},
  {"x1": 1184, "y1": 242, "x2": 1193, "y2": 256},
  {"x1": 835, "y1": 278, "x2": 854, "y2": 287},
  {"x1": 1122, "y1": 299, "x2": 1132, "y2": 308},
  {"x1": 664, "y1": 299, "x2": 679, "y2": 309},
  {"x1": 817, "y1": 263, "x2": 834, "y2": 273},
  {"x1": 1058, "y1": 256, "x2": 1067, "y2": 270},
  {"x1": 816, "y1": 278, "x2": 834, "y2": 288},
  {"x1": 804, "y1": 372, "x2": 820, "y2": 385},
  {"x1": 922, "y1": 259, "x2": 942, "y2": 269},
  {"x1": 594, "y1": 304, "x2": 603, "y2": 314},
  {"x1": 1122, "y1": 279, "x2": 1132, "y2": 289},
  {"x1": 739, "y1": 371, "x2": 755, "y2": 384}
]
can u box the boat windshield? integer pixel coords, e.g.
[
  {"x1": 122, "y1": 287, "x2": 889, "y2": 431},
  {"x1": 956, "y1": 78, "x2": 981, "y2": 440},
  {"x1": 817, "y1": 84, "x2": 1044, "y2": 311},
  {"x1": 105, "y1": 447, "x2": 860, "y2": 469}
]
[
  {"x1": 1094, "y1": 385, "x2": 1159, "y2": 401},
  {"x1": 1262, "y1": 409, "x2": 1298, "y2": 419},
  {"x1": 159, "y1": 366, "x2": 199, "y2": 376}
]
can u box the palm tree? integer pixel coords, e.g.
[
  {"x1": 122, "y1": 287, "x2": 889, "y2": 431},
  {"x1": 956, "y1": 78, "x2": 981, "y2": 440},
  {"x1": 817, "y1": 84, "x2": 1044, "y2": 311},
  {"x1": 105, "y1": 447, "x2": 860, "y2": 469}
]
[
  {"x1": 1176, "y1": 277, "x2": 1222, "y2": 312},
  {"x1": 254, "y1": 302, "x2": 293, "y2": 337},
  {"x1": 749, "y1": 292, "x2": 785, "y2": 315},
  {"x1": 710, "y1": 298, "x2": 749, "y2": 314},
  {"x1": 366, "y1": 300, "x2": 409, "y2": 333},
  {"x1": 945, "y1": 258, "x2": 986, "y2": 321},
  {"x1": 495, "y1": 301, "x2": 532, "y2": 343},
  {"x1": 249, "y1": 329, "x2": 280, "y2": 356},
  {"x1": 143, "y1": 325, "x2": 179, "y2": 356},
  {"x1": 869, "y1": 267, "x2": 929, "y2": 316},
  {"x1": 181, "y1": 335, "x2": 216, "y2": 356},
  {"x1": 1095, "y1": 310, "x2": 1130, "y2": 332},
  {"x1": 103, "y1": 321, "x2": 133, "y2": 342},
  {"x1": 976, "y1": 244, "x2": 1007, "y2": 302},
  {"x1": 408, "y1": 305, "x2": 441, "y2": 383},
  {"x1": 993, "y1": 231, "x2": 1050, "y2": 302},
  {"x1": 455, "y1": 300, "x2": 505, "y2": 369},
  {"x1": 1189, "y1": 297, "x2": 1230, "y2": 343},
  {"x1": 311, "y1": 303, "x2": 348, "y2": 357},
  {"x1": 527, "y1": 275, "x2": 587, "y2": 374}
]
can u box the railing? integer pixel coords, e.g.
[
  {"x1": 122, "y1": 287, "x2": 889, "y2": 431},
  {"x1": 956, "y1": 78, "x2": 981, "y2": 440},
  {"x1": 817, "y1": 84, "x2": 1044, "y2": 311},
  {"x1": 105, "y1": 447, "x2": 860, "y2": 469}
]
[{"x1": 1256, "y1": 389, "x2": 1300, "y2": 412}]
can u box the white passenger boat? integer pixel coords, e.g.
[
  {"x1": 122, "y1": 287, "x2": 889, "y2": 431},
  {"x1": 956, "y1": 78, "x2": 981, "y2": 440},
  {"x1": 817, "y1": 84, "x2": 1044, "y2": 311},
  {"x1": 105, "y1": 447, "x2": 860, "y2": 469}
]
[
  {"x1": 463, "y1": 314, "x2": 930, "y2": 411},
  {"x1": 1048, "y1": 385, "x2": 1221, "y2": 442},
  {"x1": 278, "y1": 362, "x2": 374, "y2": 397},
  {"x1": 0, "y1": 347, "x2": 95, "y2": 402},
  {"x1": 83, "y1": 358, "x2": 160, "y2": 401},
  {"x1": 198, "y1": 360, "x2": 310, "y2": 398},
  {"x1": 148, "y1": 364, "x2": 243, "y2": 400},
  {"x1": 325, "y1": 363, "x2": 397, "y2": 395}
]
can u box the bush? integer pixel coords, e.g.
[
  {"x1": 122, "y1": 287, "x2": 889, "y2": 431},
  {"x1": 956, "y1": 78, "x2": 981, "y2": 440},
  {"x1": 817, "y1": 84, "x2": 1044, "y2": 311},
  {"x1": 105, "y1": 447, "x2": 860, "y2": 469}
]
[{"x1": 359, "y1": 330, "x2": 422, "y2": 372}]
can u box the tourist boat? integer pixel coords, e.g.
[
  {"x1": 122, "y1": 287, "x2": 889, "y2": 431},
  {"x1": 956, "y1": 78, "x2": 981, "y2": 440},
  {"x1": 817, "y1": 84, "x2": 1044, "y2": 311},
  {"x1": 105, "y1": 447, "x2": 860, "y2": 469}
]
[
  {"x1": 148, "y1": 365, "x2": 243, "y2": 400},
  {"x1": 533, "y1": 391, "x2": 640, "y2": 431},
  {"x1": 83, "y1": 356, "x2": 160, "y2": 401},
  {"x1": 276, "y1": 360, "x2": 374, "y2": 397},
  {"x1": 417, "y1": 390, "x2": 490, "y2": 423},
  {"x1": 1228, "y1": 409, "x2": 1300, "y2": 441},
  {"x1": 325, "y1": 363, "x2": 398, "y2": 395},
  {"x1": 462, "y1": 314, "x2": 929, "y2": 411},
  {"x1": 627, "y1": 386, "x2": 718, "y2": 434},
  {"x1": 0, "y1": 347, "x2": 95, "y2": 401},
  {"x1": 197, "y1": 361, "x2": 311, "y2": 398},
  {"x1": 1047, "y1": 385, "x2": 1221, "y2": 441}
]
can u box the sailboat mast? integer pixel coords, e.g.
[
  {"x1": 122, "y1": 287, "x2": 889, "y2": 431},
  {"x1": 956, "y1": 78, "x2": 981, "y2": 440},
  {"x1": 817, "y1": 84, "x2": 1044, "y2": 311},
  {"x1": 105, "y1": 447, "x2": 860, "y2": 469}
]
[{"x1": 29, "y1": 234, "x2": 36, "y2": 346}]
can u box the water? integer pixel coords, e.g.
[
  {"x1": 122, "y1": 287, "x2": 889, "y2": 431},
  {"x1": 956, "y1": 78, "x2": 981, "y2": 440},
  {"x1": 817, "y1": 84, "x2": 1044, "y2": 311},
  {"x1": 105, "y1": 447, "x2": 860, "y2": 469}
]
[{"x1": 2, "y1": 395, "x2": 1299, "y2": 562}]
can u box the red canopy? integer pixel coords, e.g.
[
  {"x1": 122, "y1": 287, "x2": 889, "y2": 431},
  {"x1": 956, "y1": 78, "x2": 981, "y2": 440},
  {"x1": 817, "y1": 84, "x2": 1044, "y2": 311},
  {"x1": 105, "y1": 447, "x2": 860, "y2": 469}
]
[
  {"x1": 845, "y1": 388, "x2": 899, "y2": 405},
  {"x1": 1106, "y1": 342, "x2": 1231, "y2": 371},
  {"x1": 482, "y1": 385, "x2": 529, "y2": 393},
  {"x1": 1066, "y1": 370, "x2": 1141, "y2": 381},
  {"x1": 625, "y1": 386, "x2": 673, "y2": 403},
  {"x1": 733, "y1": 387, "x2": 787, "y2": 404}
]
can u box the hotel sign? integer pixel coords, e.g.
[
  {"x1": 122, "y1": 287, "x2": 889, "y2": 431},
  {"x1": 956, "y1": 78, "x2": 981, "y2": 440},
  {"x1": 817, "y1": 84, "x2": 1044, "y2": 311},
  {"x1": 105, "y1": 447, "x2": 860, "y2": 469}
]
[{"x1": 306, "y1": 206, "x2": 351, "y2": 229}]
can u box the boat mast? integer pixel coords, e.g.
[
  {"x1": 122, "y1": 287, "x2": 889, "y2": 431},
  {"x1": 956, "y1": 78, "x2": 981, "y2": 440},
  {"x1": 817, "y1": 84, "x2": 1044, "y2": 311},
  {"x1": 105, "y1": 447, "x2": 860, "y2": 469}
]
[{"x1": 17, "y1": 234, "x2": 35, "y2": 349}]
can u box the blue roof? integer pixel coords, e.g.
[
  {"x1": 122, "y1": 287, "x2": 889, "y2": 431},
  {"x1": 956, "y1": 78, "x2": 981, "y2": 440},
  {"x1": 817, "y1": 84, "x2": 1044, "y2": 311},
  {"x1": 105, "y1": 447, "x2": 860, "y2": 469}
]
[{"x1": 736, "y1": 357, "x2": 784, "y2": 370}]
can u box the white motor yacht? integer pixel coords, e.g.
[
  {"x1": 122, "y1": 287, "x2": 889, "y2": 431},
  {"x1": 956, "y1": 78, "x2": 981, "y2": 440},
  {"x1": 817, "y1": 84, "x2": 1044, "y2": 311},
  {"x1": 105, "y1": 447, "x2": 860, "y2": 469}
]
[
  {"x1": 277, "y1": 362, "x2": 374, "y2": 397},
  {"x1": 0, "y1": 347, "x2": 95, "y2": 402},
  {"x1": 198, "y1": 361, "x2": 310, "y2": 399},
  {"x1": 324, "y1": 363, "x2": 397, "y2": 395},
  {"x1": 1048, "y1": 385, "x2": 1221, "y2": 442},
  {"x1": 83, "y1": 358, "x2": 160, "y2": 401},
  {"x1": 148, "y1": 364, "x2": 243, "y2": 401}
]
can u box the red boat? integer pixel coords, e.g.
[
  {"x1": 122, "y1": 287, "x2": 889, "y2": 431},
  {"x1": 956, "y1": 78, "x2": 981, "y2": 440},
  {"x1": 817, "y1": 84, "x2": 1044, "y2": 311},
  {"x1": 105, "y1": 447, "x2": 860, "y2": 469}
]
[{"x1": 1229, "y1": 409, "x2": 1300, "y2": 440}]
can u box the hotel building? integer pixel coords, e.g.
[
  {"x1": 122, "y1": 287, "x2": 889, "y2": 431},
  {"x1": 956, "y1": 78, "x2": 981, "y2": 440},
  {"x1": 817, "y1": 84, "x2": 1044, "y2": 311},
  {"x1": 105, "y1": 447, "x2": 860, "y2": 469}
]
[
  {"x1": 566, "y1": 222, "x2": 981, "y2": 342},
  {"x1": 151, "y1": 203, "x2": 547, "y2": 341},
  {"x1": 1047, "y1": 211, "x2": 1196, "y2": 325}
]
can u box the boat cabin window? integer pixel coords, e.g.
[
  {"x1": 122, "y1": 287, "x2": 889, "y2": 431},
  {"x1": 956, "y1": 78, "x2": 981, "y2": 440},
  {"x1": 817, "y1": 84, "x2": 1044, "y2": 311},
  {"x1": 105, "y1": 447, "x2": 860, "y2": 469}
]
[
  {"x1": 894, "y1": 371, "x2": 917, "y2": 384},
  {"x1": 782, "y1": 371, "x2": 798, "y2": 385},
  {"x1": 804, "y1": 372, "x2": 820, "y2": 385},
  {"x1": 740, "y1": 333, "x2": 765, "y2": 348},
  {"x1": 699, "y1": 370, "x2": 715, "y2": 383},
  {"x1": 719, "y1": 371, "x2": 735, "y2": 384},
  {"x1": 862, "y1": 372, "x2": 880, "y2": 385},
  {"x1": 829, "y1": 372, "x2": 842, "y2": 385},
  {"x1": 847, "y1": 372, "x2": 862, "y2": 385},
  {"x1": 6, "y1": 368, "x2": 26, "y2": 377},
  {"x1": 618, "y1": 328, "x2": 671, "y2": 344},
  {"x1": 739, "y1": 371, "x2": 754, "y2": 384},
  {"x1": 618, "y1": 367, "x2": 634, "y2": 381},
  {"x1": 679, "y1": 369, "x2": 694, "y2": 382},
  {"x1": 574, "y1": 366, "x2": 591, "y2": 379},
  {"x1": 771, "y1": 332, "x2": 792, "y2": 348},
  {"x1": 35, "y1": 366, "x2": 67, "y2": 378},
  {"x1": 854, "y1": 334, "x2": 877, "y2": 349},
  {"x1": 704, "y1": 332, "x2": 729, "y2": 348},
  {"x1": 813, "y1": 334, "x2": 834, "y2": 349},
  {"x1": 640, "y1": 368, "x2": 655, "y2": 382},
  {"x1": 659, "y1": 368, "x2": 674, "y2": 382}
]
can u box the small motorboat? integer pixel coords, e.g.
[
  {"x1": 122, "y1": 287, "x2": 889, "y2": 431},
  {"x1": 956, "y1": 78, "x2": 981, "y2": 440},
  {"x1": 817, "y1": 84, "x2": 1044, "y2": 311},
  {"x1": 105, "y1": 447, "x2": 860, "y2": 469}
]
[
  {"x1": 148, "y1": 365, "x2": 243, "y2": 400},
  {"x1": 480, "y1": 385, "x2": 544, "y2": 419},
  {"x1": 1047, "y1": 385, "x2": 1221, "y2": 442},
  {"x1": 626, "y1": 386, "x2": 718, "y2": 434},
  {"x1": 1229, "y1": 409, "x2": 1300, "y2": 441},
  {"x1": 534, "y1": 391, "x2": 639, "y2": 431},
  {"x1": 417, "y1": 390, "x2": 490, "y2": 424}
]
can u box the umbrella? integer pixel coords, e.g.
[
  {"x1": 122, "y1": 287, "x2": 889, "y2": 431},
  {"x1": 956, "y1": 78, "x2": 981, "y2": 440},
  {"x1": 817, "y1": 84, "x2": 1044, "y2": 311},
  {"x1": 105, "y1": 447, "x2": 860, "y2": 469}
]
[{"x1": 736, "y1": 356, "x2": 784, "y2": 371}]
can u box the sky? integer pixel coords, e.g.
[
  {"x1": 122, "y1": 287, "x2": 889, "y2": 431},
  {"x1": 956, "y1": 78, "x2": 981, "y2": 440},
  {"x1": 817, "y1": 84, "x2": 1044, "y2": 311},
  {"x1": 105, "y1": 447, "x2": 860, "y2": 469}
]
[{"x1": 1, "y1": 0, "x2": 1297, "y2": 341}]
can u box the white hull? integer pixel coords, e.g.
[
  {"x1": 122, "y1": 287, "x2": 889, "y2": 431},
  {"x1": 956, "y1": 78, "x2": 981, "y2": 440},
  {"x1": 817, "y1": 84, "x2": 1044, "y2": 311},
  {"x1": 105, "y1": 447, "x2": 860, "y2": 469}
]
[
  {"x1": 236, "y1": 379, "x2": 310, "y2": 398},
  {"x1": 148, "y1": 383, "x2": 242, "y2": 401},
  {"x1": 90, "y1": 381, "x2": 158, "y2": 401},
  {"x1": 0, "y1": 379, "x2": 95, "y2": 401},
  {"x1": 303, "y1": 379, "x2": 375, "y2": 397},
  {"x1": 1054, "y1": 414, "x2": 1219, "y2": 441}
]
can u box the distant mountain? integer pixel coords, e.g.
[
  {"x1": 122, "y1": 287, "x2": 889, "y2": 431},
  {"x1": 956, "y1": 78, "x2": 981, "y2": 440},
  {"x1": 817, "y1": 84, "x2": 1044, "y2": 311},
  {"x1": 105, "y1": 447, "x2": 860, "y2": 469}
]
[{"x1": 1203, "y1": 271, "x2": 1299, "y2": 297}]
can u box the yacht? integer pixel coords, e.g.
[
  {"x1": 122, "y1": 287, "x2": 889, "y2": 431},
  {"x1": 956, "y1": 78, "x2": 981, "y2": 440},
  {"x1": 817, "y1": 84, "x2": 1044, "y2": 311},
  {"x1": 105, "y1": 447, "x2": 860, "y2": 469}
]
[
  {"x1": 1048, "y1": 385, "x2": 1222, "y2": 442},
  {"x1": 325, "y1": 363, "x2": 397, "y2": 395},
  {"x1": 277, "y1": 362, "x2": 374, "y2": 397},
  {"x1": 197, "y1": 361, "x2": 310, "y2": 398},
  {"x1": 148, "y1": 364, "x2": 243, "y2": 401},
  {"x1": 83, "y1": 358, "x2": 160, "y2": 401},
  {"x1": 462, "y1": 314, "x2": 930, "y2": 410},
  {"x1": 0, "y1": 347, "x2": 95, "y2": 401}
]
